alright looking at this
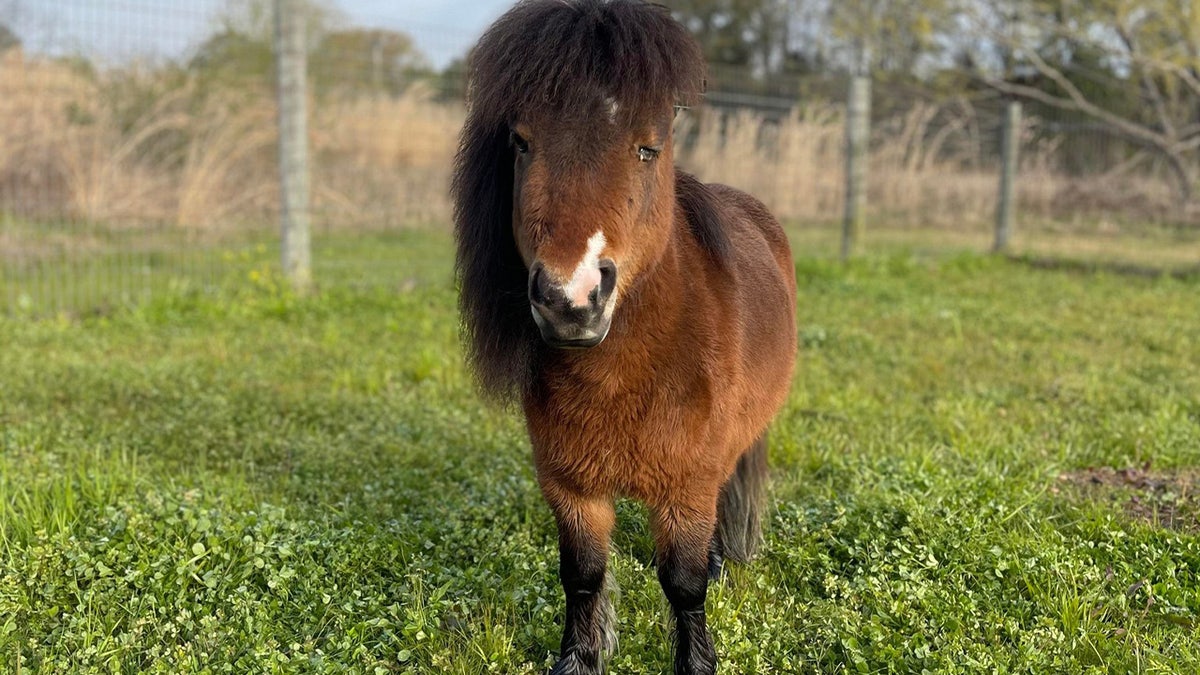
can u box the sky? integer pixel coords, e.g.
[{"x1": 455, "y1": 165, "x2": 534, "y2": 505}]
[{"x1": 5, "y1": 0, "x2": 515, "y2": 68}]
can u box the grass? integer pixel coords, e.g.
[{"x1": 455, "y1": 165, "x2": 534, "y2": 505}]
[
  {"x1": 1, "y1": 229, "x2": 1199, "y2": 673},
  {"x1": 0, "y1": 226, "x2": 453, "y2": 315}
]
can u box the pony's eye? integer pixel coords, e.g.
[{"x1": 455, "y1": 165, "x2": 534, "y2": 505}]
[
  {"x1": 637, "y1": 146, "x2": 662, "y2": 162},
  {"x1": 510, "y1": 131, "x2": 530, "y2": 154}
]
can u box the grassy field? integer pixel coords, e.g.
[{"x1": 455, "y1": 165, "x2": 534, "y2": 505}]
[{"x1": 1, "y1": 229, "x2": 1199, "y2": 673}]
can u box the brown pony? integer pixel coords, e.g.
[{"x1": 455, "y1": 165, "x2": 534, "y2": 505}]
[{"x1": 451, "y1": 1, "x2": 796, "y2": 673}]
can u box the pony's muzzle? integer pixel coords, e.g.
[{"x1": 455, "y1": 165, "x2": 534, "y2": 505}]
[{"x1": 528, "y1": 259, "x2": 617, "y2": 349}]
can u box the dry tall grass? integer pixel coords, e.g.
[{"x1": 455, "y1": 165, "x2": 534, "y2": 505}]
[
  {"x1": 313, "y1": 82, "x2": 463, "y2": 229},
  {"x1": 0, "y1": 56, "x2": 462, "y2": 236},
  {"x1": 677, "y1": 100, "x2": 1176, "y2": 231},
  {"x1": 0, "y1": 53, "x2": 1180, "y2": 241},
  {"x1": 676, "y1": 106, "x2": 846, "y2": 221},
  {"x1": 0, "y1": 56, "x2": 274, "y2": 231}
]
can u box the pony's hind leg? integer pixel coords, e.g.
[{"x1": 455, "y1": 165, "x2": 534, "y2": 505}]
[
  {"x1": 543, "y1": 485, "x2": 617, "y2": 675},
  {"x1": 651, "y1": 504, "x2": 718, "y2": 675}
]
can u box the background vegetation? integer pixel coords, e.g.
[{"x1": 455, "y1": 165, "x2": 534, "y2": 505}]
[
  {"x1": 2, "y1": 231, "x2": 1198, "y2": 672},
  {"x1": 2, "y1": 1, "x2": 1199, "y2": 671},
  {"x1": 4, "y1": 0, "x2": 1200, "y2": 251}
]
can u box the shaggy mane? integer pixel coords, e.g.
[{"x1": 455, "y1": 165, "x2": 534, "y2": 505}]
[
  {"x1": 451, "y1": 0, "x2": 710, "y2": 402},
  {"x1": 676, "y1": 170, "x2": 732, "y2": 263},
  {"x1": 468, "y1": 0, "x2": 707, "y2": 124}
]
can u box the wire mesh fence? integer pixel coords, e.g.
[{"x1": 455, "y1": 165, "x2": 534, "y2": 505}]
[{"x1": 2, "y1": 1, "x2": 1197, "y2": 316}]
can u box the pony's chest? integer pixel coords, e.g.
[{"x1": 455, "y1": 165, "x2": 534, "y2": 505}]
[
  {"x1": 528, "y1": 387, "x2": 656, "y2": 455},
  {"x1": 525, "y1": 376, "x2": 719, "y2": 495}
]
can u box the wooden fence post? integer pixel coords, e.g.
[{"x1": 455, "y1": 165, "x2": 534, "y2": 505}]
[
  {"x1": 843, "y1": 75, "x2": 870, "y2": 260},
  {"x1": 994, "y1": 99, "x2": 1022, "y2": 253},
  {"x1": 275, "y1": 0, "x2": 312, "y2": 292}
]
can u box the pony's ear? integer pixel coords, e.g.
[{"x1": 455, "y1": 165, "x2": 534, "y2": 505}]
[{"x1": 451, "y1": 114, "x2": 538, "y2": 402}]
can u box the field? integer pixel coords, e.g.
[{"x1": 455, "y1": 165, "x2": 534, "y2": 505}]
[{"x1": 2, "y1": 229, "x2": 1199, "y2": 673}]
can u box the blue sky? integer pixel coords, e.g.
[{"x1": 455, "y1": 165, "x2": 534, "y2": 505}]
[{"x1": 8, "y1": 0, "x2": 515, "y2": 68}]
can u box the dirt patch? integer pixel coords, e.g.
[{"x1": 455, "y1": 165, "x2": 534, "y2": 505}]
[{"x1": 1056, "y1": 464, "x2": 1200, "y2": 532}]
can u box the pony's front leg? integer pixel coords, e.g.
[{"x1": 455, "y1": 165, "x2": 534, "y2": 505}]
[
  {"x1": 543, "y1": 484, "x2": 617, "y2": 675},
  {"x1": 652, "y1": 504, "x2": 718, "y2": 675}
]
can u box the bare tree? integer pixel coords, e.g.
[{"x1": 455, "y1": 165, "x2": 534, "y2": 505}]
[
  {"x1": 664, "y1": 0, "x2": 955, "y2": 77},
  {"x1": 968, "y1": 0, "x2": 1200, "y2": 207},
  {"x1": 827, "y1": 0, "x2": 952, "y2": 75}
]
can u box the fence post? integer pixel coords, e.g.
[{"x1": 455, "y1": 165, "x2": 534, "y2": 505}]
[
  {"x1": 843, "y1": 75, "x2": 870, "y2": 260},
  {"x1": 994, "y1": 99, "x2": 1021, "y2": 253},
  {"x1": 274, "y1": 0, "x2": 312, "y2": 292}
]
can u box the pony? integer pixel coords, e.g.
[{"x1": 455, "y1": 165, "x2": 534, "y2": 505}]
[{"x1": 451, "y1": 1, "x2": 797, "y2": 673}]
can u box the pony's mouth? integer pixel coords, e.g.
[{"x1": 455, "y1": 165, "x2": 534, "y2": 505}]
[
  {"x1": 545, "y1": 332, "x2": 608, "y2": 350},
  {"x1": 530, "y1": 307, "x2": 612, "y2": 349}
]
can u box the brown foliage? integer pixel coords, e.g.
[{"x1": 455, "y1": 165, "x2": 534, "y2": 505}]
[{"x1": 0, "y1": 55, "x2": 1176, "y2": 236}]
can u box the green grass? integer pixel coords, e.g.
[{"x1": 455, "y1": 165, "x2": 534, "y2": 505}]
[
  {"x1": 0, "y1": 225, "x2": 457, "y2": 315},
  {"x1": 1, "y1": 230, "x2": 1198, "y2": 673}
]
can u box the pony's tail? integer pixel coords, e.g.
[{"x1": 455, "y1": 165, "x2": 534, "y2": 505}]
[{"x1": 717, "y1": 435, "x2": 770, "y2": 563}]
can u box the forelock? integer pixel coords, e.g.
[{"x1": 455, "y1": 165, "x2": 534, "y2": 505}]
[{"x1": 465, "y1": 0, "x2": 707, "y2": 127}]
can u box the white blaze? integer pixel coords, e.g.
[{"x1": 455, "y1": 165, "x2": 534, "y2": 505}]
[
  {"x1": 563, "y1": 230, "x2": 606, "y2": 308},
  {"x1": 605, "y1": 96, "x2": 619, "y2": 124}
]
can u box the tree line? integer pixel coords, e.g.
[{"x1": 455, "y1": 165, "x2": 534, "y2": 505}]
[
  {"x1": 2, "y1": 0, "x2": 1198, "y2": 206},
  {"x1": 663, "y1": 0, "x2": 1200, "y2": 206}
]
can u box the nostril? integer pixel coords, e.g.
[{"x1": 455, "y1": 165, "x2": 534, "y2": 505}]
[
  {"x1": 597, "y1": 259, "x2": 617, "y2": 296},
  {"x1": 529, "y1": 263, "x2": 548, "y2": 306}
]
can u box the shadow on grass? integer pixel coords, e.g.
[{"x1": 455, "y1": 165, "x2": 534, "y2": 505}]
[{"x1": 1007, "y1": 253, "x2": 1200, "y2": 280}]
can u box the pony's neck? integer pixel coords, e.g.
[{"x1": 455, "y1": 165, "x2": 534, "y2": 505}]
[{"x1": 616, "y1": 227, "x2": 687, "y2": 343}]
